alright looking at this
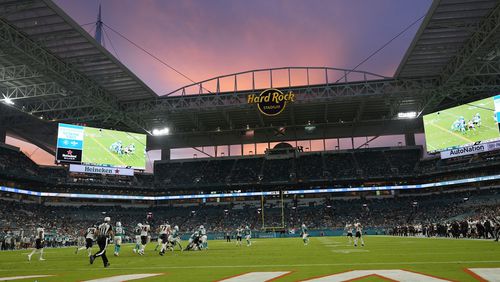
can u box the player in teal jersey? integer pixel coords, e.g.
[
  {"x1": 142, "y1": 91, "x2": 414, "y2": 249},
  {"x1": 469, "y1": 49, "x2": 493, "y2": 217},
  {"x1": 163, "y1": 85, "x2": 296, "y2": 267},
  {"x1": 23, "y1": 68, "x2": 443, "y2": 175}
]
[
  {"x1": 301, "y1": 223, "x2": 309, "y2": 245},
  {"x1": 113, "y1": 222, "x2": 124, "y2": 256},
  {"x1": 132, "y1": 223, "x2": 142, "y2": 254},
  {"x1": 244, "y1": 226, "x2": 252, "y2": 247},
  {"x1": 168, "y1": 225, "x2": 183, "y2": 251},
  {"x1": 198, "y1": 225, "x2": 208, "y2": 250}
]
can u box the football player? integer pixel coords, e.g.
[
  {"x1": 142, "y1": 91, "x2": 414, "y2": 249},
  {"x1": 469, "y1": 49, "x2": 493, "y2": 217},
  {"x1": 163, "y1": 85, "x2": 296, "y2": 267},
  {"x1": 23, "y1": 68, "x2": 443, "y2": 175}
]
[
  {"x1": 158, "y1": 222, "x2": 171, "y2": 255},
  {"x1": 354, "y1": 222, "x2": 365, "y2": 247},
  {"x1": 169, "y1": 225, "x2": 183, "y2": 251},
  {"x1": 301, "y1": 223, "x2": 310, "y2": 245},
  {"x1": 75, "y1": 225, "x2": 96, "y2": 257},
  {"x1": 138, "y1": 222, "x2": 150, "y2": 255},
  {"x1": 132, "y1": 223, "x2": 142, "y2": 254},
  {"x1": 236, "y1": 227, "x2": 243, "y2": 247},
  {"x1": 114, "y1": 222, "x2": 124, "y2": 256},
  {"x1": 244, "y1": 226, "x2": 252, "y2": 247},
  {"x1": 345, "y1": 223, "x2": 353, "y2": 244},
  {"x1": 27, "y1": 225, "x2": 45, "y2": 261},
  {"x1": 198, "y1": 225, "x2": 208, "y2": 250}
]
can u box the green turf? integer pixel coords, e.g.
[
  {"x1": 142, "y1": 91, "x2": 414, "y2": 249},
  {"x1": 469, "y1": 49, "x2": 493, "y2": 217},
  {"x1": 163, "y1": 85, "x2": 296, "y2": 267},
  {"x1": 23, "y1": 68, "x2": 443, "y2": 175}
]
[
  {"x1": 82, "y1": 127, "x2": 147, "y2": 169},
  {"x1": 423, "y1": 96, "x2": 500, "y2": 152},
  {"x1": 0, "y1": 236, "x2": 499, "y2": 281}
]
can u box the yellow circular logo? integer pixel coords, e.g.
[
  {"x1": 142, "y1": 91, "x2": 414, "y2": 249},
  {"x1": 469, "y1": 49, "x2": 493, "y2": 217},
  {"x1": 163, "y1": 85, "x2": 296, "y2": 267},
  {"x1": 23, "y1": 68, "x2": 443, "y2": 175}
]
[{"x1": 247, "y1": 89, "x2": 295, "y2": 116}]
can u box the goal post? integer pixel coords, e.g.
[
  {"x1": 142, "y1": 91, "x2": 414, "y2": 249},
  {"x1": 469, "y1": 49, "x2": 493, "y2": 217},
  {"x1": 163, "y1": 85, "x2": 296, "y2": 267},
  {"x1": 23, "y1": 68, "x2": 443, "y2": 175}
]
[{"x1": 260, "y1": 191, "x2": 285, "y2": 232}]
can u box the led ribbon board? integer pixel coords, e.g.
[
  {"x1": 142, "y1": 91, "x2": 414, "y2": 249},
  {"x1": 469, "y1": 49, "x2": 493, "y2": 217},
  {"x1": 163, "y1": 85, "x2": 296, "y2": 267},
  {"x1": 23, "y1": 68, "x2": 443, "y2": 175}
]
[{"x1": 1, "y1": 175, "x2": 500, "y2": 200}]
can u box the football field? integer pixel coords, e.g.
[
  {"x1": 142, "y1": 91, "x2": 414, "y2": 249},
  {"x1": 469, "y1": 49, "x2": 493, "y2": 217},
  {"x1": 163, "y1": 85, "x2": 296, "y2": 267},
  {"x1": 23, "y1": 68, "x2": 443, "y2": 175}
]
[
  {"x1": 1, "y1": 237, "x2": 499, "y2": 281},
  {"x1": 82, "y1": 127, "x2": 146, "y2": 169},
  {"x1": 423, "y1": 97, "x2": 500, "y2": 152}
]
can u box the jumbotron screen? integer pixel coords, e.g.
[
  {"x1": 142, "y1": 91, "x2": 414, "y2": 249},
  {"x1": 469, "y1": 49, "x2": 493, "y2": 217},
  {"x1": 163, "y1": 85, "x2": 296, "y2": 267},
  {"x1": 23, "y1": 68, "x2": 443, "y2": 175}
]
[
  {"x1": 56, "y1": 123, "x2": 147, "y2": 170},
  {"x1": 423, "y1": 94, "x2": 500, "y2": 153}
]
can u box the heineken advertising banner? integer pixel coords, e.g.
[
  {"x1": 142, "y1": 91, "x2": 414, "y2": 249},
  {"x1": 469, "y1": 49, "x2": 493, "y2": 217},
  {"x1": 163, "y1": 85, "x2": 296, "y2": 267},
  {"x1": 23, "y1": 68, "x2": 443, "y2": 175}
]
[{"x1": 69, "y1": 164, "x2": 134, "y2": 176}]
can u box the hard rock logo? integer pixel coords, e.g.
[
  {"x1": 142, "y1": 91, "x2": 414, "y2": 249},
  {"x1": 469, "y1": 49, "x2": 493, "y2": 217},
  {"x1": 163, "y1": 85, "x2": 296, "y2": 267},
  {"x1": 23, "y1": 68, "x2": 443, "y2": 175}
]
[{"x1": 247, "y1": 88, "x2": 295, "y2": 116}]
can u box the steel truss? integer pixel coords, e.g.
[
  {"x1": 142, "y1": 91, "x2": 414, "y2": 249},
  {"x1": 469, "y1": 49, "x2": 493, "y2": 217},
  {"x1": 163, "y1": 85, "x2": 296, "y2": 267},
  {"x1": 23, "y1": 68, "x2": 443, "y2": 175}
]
[
  {"x1": 0, "y1": 17, "x2": 148, "y2": 132},
  {"x1": 0, "y1": 64, "x2": 42, "y2": 82},
  {"x1": 122, "y1": 78, "x2": 437, "y2": 114},
  {"x1": 421, "y1": 2, "x2": 500, "y2": 113},
  {"x1": 0, "y1": 82, "x2": 65, "y2": 100}
]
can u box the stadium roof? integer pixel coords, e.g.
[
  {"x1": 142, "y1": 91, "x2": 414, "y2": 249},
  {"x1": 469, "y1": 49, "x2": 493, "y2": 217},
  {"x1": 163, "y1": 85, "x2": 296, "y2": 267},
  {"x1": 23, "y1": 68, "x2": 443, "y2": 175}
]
[
  {"x1": 396, "y1": 0, "x2": 499, "y2": 78},
  {"x1": 0, "y1": 0, "x2": 499, "y2": 151},
  {"x1": 0, "y1": 0, "x2": 157, "y2": 101}
]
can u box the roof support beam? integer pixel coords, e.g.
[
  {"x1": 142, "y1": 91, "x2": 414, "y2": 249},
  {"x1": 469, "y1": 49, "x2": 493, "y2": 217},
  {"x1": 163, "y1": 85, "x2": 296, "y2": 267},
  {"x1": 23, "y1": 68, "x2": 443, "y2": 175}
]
[
  {"x1": 0, "y1": 64, "x2": 43, "y2": 82},
  {"x1": 0, "y1": 17, "x2": 149, "y2": 133},
  {"x1": 0, "y1": 82, "x2": 66, "y2": 100},
  {"x1": 420, "y1": 2, "x2": 500, "y2": 114}
]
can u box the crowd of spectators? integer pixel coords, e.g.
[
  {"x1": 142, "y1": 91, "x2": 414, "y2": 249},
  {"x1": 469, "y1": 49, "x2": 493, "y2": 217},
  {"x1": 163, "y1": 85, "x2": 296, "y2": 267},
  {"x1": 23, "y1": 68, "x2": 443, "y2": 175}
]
[
  {"x1": 1, "y1": 187, "x2": 499, "y2": 250},
  {"x1": 2, "y1": 143, "x2": 500, "y2": 190}
]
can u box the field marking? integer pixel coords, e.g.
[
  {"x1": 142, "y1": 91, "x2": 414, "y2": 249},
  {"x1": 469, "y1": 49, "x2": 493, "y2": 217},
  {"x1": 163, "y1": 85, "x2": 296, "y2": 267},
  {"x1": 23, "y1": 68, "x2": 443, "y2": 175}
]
[
  {"x1": 331, "y1": 249, "x2": 369, "y2": 254},
  {"x1": 466, "y1": 268, "x2": 500, "y2": 282},
  {"x1": 218, "y1": 271, "x2": 290, "y2": 282},
  {"x1": 82, "y1": 273, "x2": 164, "y2": 282},
  {"x1": 4, "y1": 260, "x2": 500, "y2": 272},
  {"x1": 300, "y1": 270, "x2": 452, "y2": 282},
  {"x1": 0, "y1": 275, "x2": 54, "y2": 281}
]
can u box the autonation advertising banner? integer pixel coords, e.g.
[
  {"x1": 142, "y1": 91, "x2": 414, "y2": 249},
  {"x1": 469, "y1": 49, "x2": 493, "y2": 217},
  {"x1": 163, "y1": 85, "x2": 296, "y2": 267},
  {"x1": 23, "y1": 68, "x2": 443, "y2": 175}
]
[
  {"x1": 441, "y1": 140, "x2": 500, "y2": 159},
  {"x1": 69, "y1": 164, "x2": 134, "y2": 176}
]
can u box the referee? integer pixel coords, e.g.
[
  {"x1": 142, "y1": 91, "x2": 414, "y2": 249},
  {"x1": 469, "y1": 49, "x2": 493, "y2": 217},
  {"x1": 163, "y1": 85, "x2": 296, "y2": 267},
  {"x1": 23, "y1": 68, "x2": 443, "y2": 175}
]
[{"x1": 90, "y1": 217, "x2": 113, "y2": 268}]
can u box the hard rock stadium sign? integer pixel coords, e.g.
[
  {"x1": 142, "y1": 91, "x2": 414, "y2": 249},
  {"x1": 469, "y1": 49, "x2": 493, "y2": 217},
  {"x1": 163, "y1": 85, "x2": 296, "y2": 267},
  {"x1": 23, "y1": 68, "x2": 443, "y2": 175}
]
[{"x1": 247, "y1": 88, "x2": 295, "y2": 116}]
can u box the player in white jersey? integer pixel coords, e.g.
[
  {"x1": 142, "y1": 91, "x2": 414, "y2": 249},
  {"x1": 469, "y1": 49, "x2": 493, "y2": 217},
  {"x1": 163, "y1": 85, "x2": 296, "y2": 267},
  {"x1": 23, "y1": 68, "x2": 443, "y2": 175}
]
[
  {"x1": 156, "y1": 223, "x2": 170, "y2": 252},
  {"x1": 158, "y1": 223, "x2": 171, "y2": 255},
  {"x1": 28, "y1": 226, "x2": 45, "y2": 261},
  {"x1": 345, "y1": 223, "x2": 353, "y2": 244},
  {"x1": 138, "y1": 223, "x2": 150, "y2": 255},
  {"x1": 114, "y1": 222, "x2": 124, "y2": 256},
  {"x1": 354, "y1": 222, "x2": 365, "y2": 247},
  {"x1": 301, "y1": 223, "x2": 309, "y2": 245},
  {"x1": 90, "y1": 217, "x2": 113, "y2": 268},
  {"x1": 244, "y1": 226, "x2": 252, "y2": 247},
  {"x1": 236, "y1": 227, "x2": 243, "y2": 246},
  {"x1": 133, "y1": 223, "x2": 142, "y2": 254},
  {"x1": 75, "y1": 226, "x2": 96, "y2": 256},
  {"x1": 198, "y1": 225, "x2": 208, "y2": 250}
]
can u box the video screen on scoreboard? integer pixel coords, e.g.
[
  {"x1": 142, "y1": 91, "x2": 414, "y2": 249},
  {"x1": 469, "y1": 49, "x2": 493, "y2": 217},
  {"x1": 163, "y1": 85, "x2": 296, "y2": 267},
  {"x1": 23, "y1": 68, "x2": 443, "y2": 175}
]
[
  {"x1": 56, "y1": 123, "x2": 147, "y2": 170},
  {"x1": 423, "y1": 94, "x2": 500, "y2": 153}
]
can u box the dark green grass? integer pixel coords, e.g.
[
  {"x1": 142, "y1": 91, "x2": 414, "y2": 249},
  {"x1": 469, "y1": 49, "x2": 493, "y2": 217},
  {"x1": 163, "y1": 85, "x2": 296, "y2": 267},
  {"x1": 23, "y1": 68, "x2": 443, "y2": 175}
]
[
  {"x1": 423, "y1": 96, "x2": 499, "y2": 152},
  {"x1": 0, "y1": 236, "x2": 499, "y2": 281},
  {"x1": 81, "y1": 127, "x2": 147, "y2": 169}
]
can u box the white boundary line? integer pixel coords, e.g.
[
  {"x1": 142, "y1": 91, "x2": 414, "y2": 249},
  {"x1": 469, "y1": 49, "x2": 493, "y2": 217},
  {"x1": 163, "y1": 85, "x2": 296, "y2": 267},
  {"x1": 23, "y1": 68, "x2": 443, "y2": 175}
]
[{"x1": 2, "y1": 260, "x2": 500, "y2": 272}]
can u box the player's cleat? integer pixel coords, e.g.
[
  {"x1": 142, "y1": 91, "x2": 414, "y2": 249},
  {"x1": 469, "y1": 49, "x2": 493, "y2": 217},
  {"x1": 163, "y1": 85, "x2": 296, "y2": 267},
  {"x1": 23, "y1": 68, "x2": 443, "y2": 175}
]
[
  {"x1": 159, "y1": 251, "x2": 164, "y2": 256},
  {"x1": 104, "y1": 262, "x2": 110, "y2": 268},
  {"x1": 75, "y1": 248, "x2": 78, "y2": 254},
  {"x1": 89, "y1": 255, "x2": 95, "y2": 265},
  {"x1": 39, "y1": 258, "x2": 45, "y2": 261},
  {"x1": 132, "y1": 249, "x2": 137, "y2": 253},
  {"x1": 362, "y1": 244, "x2": 365, "y2": 246},
  {"x1": 354, "y1": 244, "x2": 357, "y2": 247},
  {"x1": 27, "y1": 254, "x2": 32, "y2": 261},
  {"x1": 114, "y1": 252, "x2": 118, "y2": 256}
]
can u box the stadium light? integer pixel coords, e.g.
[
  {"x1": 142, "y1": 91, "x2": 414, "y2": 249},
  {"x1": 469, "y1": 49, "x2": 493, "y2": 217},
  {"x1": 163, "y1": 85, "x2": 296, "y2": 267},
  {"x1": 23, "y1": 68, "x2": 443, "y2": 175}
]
[
  {"x1": 152, "y1": 127, "x2": 170, "y2": 136},
  {"x1": 2, "y1": 97, "x2": 14, "y2": 105},
  {"x1": 397, "y1": 111, "x2": 417, "y2": 119}
]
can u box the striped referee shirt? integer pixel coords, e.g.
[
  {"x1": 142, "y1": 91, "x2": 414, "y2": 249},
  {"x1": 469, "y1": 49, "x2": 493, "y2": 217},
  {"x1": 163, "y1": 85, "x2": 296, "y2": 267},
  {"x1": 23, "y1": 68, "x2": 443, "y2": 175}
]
[{"x1": 98, "y1": 223, "x2": 111, "y2": 238}]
